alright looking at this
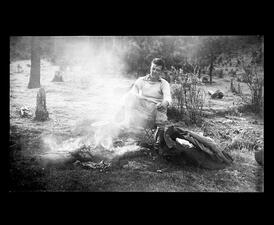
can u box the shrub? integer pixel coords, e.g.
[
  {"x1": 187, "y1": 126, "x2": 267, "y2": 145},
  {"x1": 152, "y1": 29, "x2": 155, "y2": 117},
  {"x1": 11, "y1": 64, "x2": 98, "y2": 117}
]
[
  {"x1": 230, "y1": 78, "x2": 242, "y2": 95},
  {"x1": 218, "y1": 69, "x2": 224, "y2": 78},
  {"x1": 169, "y1": 73, "x2": 205, "y2": 125},
  {"x1": 240, "y1": 55, "x2": 264, "y2": 116},
  {"x1": 213, "y1": 69, "x2": 224, "y2": 78}
]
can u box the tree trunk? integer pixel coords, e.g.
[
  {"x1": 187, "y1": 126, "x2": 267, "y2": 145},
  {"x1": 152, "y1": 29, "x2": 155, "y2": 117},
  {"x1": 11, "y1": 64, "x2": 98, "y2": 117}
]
[
  {"x1": 35, "y1": 87, "x2": 49, "y2": 121},
  {"x1": 28, "y1": 37, "x2": 41, "y2": 89},
  {"x1": 52, "y1": 36, "x2": 58, "y2": 64},
  {"x1": 209, "y1": 55, "x2": 214, "y2": 85}
]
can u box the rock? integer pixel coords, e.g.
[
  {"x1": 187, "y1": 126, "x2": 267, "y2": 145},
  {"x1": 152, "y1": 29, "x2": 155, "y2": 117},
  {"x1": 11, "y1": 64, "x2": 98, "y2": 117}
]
[
  {"x1": 202, "y1": 76, "x2": 209, "y2": 83},
  {"x1": 252, "y1": 120, "x2": 258, "y2": 124},
  {"x1": 255, "y1": 149, "x2": 264, "y2": 166},
  {"x1": 210, "y1": 90, "x2": 224, "y2": 99}
]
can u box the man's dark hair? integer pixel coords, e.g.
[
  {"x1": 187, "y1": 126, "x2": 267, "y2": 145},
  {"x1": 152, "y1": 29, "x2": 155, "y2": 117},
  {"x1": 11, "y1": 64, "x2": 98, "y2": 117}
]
[{"x1": 151, "y1": 58, "x2": 165, "y2": 70}]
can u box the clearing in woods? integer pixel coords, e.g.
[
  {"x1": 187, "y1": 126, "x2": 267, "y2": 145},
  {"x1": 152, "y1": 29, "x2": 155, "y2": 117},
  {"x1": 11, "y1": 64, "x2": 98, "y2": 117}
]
[{"x1": 9, "y1": 60, "x2": 264, "y2": 192}]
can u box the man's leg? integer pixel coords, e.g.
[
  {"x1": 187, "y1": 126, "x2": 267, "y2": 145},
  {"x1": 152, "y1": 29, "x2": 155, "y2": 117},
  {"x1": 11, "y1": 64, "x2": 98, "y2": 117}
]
[
  {"x1": 154, "y1": 125, "x2": 165, "y2": 153},
  {"x1": 154, "y1": 109, "x2": 168, "y2": 154}
]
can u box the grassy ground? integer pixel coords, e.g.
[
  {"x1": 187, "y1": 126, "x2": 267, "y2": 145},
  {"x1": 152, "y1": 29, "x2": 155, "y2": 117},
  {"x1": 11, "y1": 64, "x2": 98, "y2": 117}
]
[{"x1": 9, "y1": 60, "x2": 264, "y2": 192}]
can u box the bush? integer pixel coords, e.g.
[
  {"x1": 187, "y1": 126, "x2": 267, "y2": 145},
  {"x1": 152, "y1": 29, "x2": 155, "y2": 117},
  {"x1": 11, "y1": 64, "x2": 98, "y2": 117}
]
[
  {"x1": 169, "y1": 73, "x2": 205, "y2": 125},
  {"x1": 213, "y1": 69, "x2": 224, "y2": 78},
  {"x1": 240, "y1": 55, "x2": 264, "y2": 116},
  {"x1": 230, "y1": 78, "x2": 242, "y2": 95}
]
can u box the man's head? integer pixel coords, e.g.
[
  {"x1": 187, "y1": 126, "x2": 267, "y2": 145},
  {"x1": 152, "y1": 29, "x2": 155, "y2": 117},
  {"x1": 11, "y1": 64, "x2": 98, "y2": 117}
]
[{"x1": 150, "y1": 58, "x2": 165, "y2": 80}]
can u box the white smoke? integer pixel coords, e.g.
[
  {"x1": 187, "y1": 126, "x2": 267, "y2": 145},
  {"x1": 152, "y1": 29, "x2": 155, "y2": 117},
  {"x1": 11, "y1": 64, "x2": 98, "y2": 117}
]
[{"x1": 40, "y1": 36, "x2": 142, "y2": 162}]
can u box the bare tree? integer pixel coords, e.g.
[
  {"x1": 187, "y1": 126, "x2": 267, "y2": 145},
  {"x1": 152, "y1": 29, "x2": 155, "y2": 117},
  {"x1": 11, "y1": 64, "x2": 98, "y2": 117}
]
[
  {"x1": 28, "y1": 36, "x2": 41, "y2": 89},
  {"x1": 208, "y1": 53, "x2": 214, "y2": 84}
]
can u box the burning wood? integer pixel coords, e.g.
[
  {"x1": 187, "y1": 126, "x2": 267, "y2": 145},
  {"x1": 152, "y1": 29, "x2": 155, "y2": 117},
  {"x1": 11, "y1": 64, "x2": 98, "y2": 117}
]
[
  {"x1": 91, "y1": 120, "x2": 129, "y2": 150},
  {"x1": 73, "y1": 160, "x2": 111, "y2": 170},
  {"x1": 122, "y1": 160, "x2": 149, "y2": 170},
  {"x1": 39, "y1": 116, "x2": 153, "y2": 170}
]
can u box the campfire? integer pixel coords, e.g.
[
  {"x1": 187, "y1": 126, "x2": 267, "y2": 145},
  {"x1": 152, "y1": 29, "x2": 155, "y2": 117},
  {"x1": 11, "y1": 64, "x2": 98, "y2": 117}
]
[
  {"x1": 39, "y1": 117, "x2": 145, "y2": 170},
  {"x1": 91, "y1": 120, "x2": 118, "y2": 150}
]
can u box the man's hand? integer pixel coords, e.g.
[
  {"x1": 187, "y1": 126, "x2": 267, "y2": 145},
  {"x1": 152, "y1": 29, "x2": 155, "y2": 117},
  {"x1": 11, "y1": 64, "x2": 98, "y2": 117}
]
[{"x1": 156, "y1": 100, "x2": 169, "y2": 110}]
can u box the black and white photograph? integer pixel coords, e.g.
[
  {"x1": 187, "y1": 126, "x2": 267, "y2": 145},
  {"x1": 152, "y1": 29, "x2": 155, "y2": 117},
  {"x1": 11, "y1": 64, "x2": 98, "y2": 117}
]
[{"x1": 9, "y1": 36, "x2": 264, "y2": 192}]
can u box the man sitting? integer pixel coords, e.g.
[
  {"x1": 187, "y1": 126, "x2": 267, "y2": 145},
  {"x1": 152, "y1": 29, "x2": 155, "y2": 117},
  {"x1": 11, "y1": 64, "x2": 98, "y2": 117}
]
[{"x1": 120, "y1": 58, "x2": 172, "y2": 151}]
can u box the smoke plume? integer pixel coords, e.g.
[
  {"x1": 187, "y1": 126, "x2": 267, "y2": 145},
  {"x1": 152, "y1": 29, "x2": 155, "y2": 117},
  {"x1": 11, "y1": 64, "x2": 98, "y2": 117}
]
[{"x1": 40, "y1": 36, "x2": 143, "y2": 162}]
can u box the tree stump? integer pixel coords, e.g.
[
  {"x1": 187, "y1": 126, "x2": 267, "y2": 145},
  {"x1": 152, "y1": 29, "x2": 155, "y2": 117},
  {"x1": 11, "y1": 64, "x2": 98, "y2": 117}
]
[
  {"x1": 52, "y1": 71, "x2": 64, "y2": 82},
  {"x1": 35, "y1": 87, "x2": 49, "y2": 121}
]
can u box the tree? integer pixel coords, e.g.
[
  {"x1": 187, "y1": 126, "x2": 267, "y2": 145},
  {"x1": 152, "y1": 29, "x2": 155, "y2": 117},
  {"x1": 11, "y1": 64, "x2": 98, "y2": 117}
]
[
  {"x1": 10, "y1": 36, "x2": 32, "y2": 61},
  {"x1": 240, "y1": 50, "x2": 264, "y2": 115},
  {"x1": 28, "y1": 37, "x2": 41, "y2": 89},
  {"x1": 195, "y1": 36, "x2": 246, "y2": 84},
  {"x1": 121, "y1": 36, "x2": 262, "y2": 79},
  {"x1": 194, "y1": 37, "x2": 224, "y2": 84},
  {"x1": 123, "y1": 36, "x2": 186, "y2": 75}
]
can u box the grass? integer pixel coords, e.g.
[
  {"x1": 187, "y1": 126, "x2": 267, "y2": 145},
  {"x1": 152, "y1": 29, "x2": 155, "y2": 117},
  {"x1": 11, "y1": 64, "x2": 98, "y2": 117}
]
[{"x1": 9, "y1": 60, "x2": 264, "y2": 192}]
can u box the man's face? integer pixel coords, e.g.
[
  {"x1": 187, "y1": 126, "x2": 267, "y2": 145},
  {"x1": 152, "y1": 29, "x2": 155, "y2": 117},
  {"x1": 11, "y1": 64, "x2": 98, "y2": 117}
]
[{"x1": 150, "y1": 63, "x2": 163, "y2": 80}]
